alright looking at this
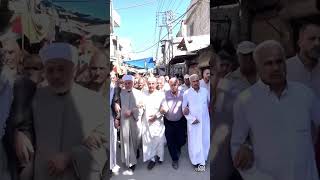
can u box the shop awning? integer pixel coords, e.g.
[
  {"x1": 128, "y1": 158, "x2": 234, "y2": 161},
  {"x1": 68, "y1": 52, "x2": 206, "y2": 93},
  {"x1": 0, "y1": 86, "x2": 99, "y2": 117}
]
[{"x1": 123, "y1": 57, "x2": 155, "y2": 69}]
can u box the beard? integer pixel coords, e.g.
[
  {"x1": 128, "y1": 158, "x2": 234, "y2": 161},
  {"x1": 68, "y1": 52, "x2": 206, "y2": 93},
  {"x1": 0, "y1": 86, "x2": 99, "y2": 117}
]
[{"x1": 309, "y1": 46, "x2": 320, "y2": 61}]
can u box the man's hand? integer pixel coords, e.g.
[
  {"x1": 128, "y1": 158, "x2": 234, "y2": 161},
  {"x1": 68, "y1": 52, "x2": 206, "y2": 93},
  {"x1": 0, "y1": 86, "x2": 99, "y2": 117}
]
[
  {"x1": 148, "y1": 115, "x2": 156, "y2": 123},
  {"x1": 183, "y1": 107, "x2": 189, "y2": 115},
  {"x1": 191, "y1": 119, "x2": 200, "y2": 125},
  {"x1": 124, "y1": 110, "x2": 132, "y2": 118},
  {"x1": 48, "y1": 152, "x2": 71, "y2": 177},
  {"x1": 14, "y1": 130, "x2": 34, "y2": 164},
  {"x1": 83, "y1": 132, "x2": 106, "y2": 150},
  {"x1": 115, "y1": 103, "x2": 121, "y2": 113},
  {"x1": 160, "y1": 106, "x2": 166, "y2": 114},
  {"x1": 234, "y1": 144, "x2": 254, "y2": 170}
]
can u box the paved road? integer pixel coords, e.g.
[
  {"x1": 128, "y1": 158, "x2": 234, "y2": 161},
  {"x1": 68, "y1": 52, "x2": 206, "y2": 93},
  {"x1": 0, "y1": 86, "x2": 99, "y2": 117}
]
[{"x1": 111, "y1": 144, "x2": 209, "y2": 180}]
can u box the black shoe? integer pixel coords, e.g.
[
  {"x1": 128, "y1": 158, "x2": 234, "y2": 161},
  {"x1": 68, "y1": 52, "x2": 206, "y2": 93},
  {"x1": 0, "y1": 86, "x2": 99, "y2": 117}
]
[
  {"x1": 172, "y1": 161, "x2": 179, "y2": 170},
  {"x1": 155, "y1": 156, "x2": 162, "y2": 164},
  {"x1": 147, "y1": 161, "x2": 156, "y2": 170},
  {"x1": 129, "y1": 165, "x2": 136, "y2": 172},
  {"x1": 195, "y1": 164, "x2": 205, "y2": 172}
]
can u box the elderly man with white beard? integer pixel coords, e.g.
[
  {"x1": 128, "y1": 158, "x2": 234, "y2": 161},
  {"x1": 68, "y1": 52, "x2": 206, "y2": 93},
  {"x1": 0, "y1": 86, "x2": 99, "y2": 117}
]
[
  {"x1": 142, "y1": 76, "x2": 166, "y2": 170},
  {"x1": 182, "y1": 74, "x2": 210, "y2": 172},
  {"x1": 15, "y1": 42, "x2": 108, "y2": 180}
]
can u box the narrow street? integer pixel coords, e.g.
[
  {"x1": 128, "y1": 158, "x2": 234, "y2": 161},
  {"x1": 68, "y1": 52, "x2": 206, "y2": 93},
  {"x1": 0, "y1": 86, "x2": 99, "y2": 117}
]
[{"x1": 111, "y1": 144, "x2": 210, "y2": 180}]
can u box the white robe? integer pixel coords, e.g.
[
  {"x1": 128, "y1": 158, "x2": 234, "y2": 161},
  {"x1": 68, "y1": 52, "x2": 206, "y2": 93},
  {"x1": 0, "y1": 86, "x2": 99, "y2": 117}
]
[
  {"x1": 142, "y1": 90, "x2": 165, "y2": 162},
  {"x1": 231, "y1": 80, "x2": 320, "y2": 180},
  {"x1": 182, "y1": 87, "x2": 210, "y2": 165}
]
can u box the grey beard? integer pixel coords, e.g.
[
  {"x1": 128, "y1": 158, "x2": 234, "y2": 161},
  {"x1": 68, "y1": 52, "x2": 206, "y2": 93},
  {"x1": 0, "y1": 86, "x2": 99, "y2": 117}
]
[{"x1": 309, "y1": 46, "x2": 320, "y2": 60}]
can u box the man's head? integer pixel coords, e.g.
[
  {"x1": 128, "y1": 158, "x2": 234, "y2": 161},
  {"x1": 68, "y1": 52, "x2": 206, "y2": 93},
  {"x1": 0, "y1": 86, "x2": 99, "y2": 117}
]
[
  {"x1": 169, "y1": 77, "x2": 179, "y2": 94},
  {"x1": 165, "y1": 75, "x2": 169, "y2": 82},
  {"x1": 39, "y1": 42, "x2": 78, "y2": 94},
  {"x1": 202, "y1": 69, "x2": 210, "y2": 82},
  {"x1": 22, "y1": 54, "x2": 44, "y2": 84},
  {"x1": 184, "y1": 74, "x2": 190, "y2": 86},
  {"x1": 189, "y1": 74, "x2": 200, "y2": 90},
  {"x1": 118, "y1": 78, "x2": 124, "y2": 89},
  {"x1": 137, "y1": 77, "x2": 145, "y2": 90},
  {"x1": 147, "y1": 76, "x2": 157, "y2": 93},
  {"x1": 122, "y1": 75, "x2": 134, "y2": 90},
  {"x1": 110, "y1": 71, "x2": 117, "y2": 84},
  {"x1": 2, "y1": 39, "x2": 22, "y2": 70},
  {"x1": 298, "y1": 23, "x2": 320, "y2": 61},
  {"x1": 253, "y1": 40, "x2": 286, "y2": 86},
  {"x1": 216, "y1": 51, "x2": 234, "y2": 77},
  {"x1": 157, "y1": 76, "x2": 165, "y2": 90},
  {"x1": 89, "y1": 51, "x2": 108, "y2": 84},
  {"x1": 237, "y1": 41, "x2": 257, "y2": 75}
]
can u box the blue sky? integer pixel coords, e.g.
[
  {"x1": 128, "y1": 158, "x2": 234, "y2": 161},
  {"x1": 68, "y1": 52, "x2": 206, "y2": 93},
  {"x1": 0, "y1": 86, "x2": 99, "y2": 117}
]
[{"x1": 113, "y1": 0, "x2": 190, "y2": 59}]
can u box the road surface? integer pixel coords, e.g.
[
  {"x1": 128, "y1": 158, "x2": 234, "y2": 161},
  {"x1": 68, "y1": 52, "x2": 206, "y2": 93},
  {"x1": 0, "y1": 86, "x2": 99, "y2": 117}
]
[{"x1": 111, "y1": 143, "x2": 210, "y2": 180}]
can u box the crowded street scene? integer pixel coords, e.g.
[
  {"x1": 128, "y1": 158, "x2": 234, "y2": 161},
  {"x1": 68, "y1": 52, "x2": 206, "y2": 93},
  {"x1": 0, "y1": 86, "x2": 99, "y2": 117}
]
[
  {"x1": 110, "y1": 0, "x2": 210, "y2": 179},
  {"x1": 0, "y1": 0, "x2": 320, "y2": 180}
]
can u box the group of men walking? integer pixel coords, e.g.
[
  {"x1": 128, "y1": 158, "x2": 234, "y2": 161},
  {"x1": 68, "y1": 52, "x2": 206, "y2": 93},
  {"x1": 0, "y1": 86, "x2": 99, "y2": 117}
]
[{"x1": 110, "y1": 72, "x2": 211, "y2": 174}]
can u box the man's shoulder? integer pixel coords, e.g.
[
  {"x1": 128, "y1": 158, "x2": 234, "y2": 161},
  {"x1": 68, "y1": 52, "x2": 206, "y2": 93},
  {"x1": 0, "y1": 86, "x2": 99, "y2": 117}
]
[
  {"x1": 288, "y1": 81, "x2": 314, "y2": 96},
  {"x1": 286, "y1": 55, "x2": 300, "y2": 67},
  {"x1": 74, "y1": 84, "x2": 100, "y2": 96},
  {"x1": 200, "y1": 87, "x2": 208, "y2": 94},
  {"x1": 132, "y1": 88, "x2": 143, "y2": 95},
  {"x1": 235, "y1": 83, "x2": 259, "y2": 104},
  {"x1": 225, "y1": 69, "x2": 241, "y2": 80}
]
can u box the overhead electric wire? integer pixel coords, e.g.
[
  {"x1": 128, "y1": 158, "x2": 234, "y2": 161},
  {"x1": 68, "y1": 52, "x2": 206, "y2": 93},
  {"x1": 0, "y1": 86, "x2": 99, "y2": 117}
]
[
  {"x1": 115, "y1": 0, "x2": 157, "y2": 10},
  {"x1": 132, "y1": 0, "x2": 202, "y2": 54}
]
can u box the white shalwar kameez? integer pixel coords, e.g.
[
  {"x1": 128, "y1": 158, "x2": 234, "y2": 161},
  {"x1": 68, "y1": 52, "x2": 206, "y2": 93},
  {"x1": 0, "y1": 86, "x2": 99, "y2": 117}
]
[
  {"x1": 182, "y1": 87, "x2": 210, "y2": 165},
  {"x1": 142, "y1": 90, "x2": 165, "y2": 162},
  {"x1": 231, "y1": 80, "x2": 320, "y2": 180}
]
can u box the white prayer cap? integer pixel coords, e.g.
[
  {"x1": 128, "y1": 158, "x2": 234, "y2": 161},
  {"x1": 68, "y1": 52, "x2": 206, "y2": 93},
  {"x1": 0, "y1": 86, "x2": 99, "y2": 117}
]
[
  {"x1": 189, "y1": 74, "x2": 199, "y2": 81},
  {"x1": 184, "y1": 74, "x2": 190, "y2": 79},
  {"x1": 147, "y1": 76, "x2": 157, "y2": 82},
  {"x1": 237, "y1": 41, "x2": 256, "y2": 54},
  {"x1": 122, "y1": 74, "x2": 134, "y2": 81},
  {"x1": 39, "y1": 42, "x2": 78, "y2": 64}
]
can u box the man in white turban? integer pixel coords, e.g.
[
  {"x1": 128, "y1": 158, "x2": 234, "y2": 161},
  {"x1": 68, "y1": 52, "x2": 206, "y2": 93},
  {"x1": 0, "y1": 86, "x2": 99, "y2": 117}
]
[
  {"x1": 15, "y1": 42, "x2": 108, "y2": 180},
  {"x1": 115, "y1": 74, "x2": 144, "y2": 174}
]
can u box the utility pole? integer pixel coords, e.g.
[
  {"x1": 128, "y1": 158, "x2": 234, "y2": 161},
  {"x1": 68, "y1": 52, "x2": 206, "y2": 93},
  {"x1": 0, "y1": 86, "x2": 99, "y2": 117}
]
[{"x1": 157, "y1": 10, "x2": 175, "y2": 75}]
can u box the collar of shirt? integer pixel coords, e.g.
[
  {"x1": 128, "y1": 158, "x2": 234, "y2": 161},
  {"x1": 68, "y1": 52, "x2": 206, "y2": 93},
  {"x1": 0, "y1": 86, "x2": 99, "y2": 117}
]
[
  {"x1": 257, "y1": 79, "x2": 289, "y2": 98},
  {"x1": 296, "y1": 54, "x2": 320, "y2": 72},
  {"x1": 191, "y1": 87, "x2": 202, "y2": 93},
  {"x1": 169, "y1": 90, "x2": 181, "y2": 97}
]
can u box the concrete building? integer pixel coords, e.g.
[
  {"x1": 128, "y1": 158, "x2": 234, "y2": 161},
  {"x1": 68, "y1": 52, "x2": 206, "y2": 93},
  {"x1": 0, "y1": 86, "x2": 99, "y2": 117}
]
[
  {"x1": 110, "y1": 6, "x2": 121, "y2": 63},
  {"x1": 185, "y1": 0, "x2": 210, "y2": 36},
  {"x1": 210, "y1": 0, "x2": 320, "y2": 57},
  {"x1": 160, "y1": 0, "x2": 210, "y2": 77}
]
